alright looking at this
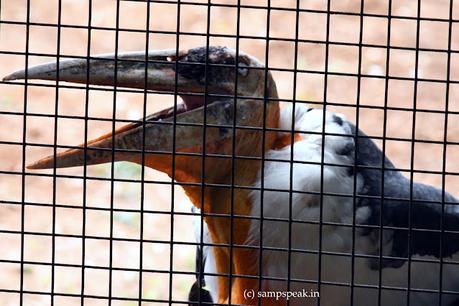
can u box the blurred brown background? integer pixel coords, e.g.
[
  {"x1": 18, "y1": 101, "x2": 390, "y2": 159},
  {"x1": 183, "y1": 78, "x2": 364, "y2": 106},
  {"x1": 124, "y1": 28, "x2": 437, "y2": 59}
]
[{"x1": 0, "y1": 0, "x2": 458, "y2": 305}]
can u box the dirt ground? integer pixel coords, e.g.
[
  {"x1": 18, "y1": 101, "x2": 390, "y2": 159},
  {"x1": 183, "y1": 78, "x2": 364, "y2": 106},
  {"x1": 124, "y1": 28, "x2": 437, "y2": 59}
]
[{"x1": 0, "y1": 0, "x2": 458, "y2": 305}]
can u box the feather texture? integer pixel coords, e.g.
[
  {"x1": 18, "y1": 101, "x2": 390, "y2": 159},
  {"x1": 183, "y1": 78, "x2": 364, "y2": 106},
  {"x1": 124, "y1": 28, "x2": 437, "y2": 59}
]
[{"x1": 247, "y1": 104, "x2": 459, "y2": 306}]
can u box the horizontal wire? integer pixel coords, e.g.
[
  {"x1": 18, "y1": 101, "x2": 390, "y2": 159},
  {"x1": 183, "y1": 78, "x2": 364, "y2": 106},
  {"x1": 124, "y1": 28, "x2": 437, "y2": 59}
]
[
  {"x1": 2, "y1": 199, "x2": 459, "y2": 235},
  {"x1": 7, "y1": 0, "x2": 459, "y2": 24},
  {"x1": 1, "y1": 253, "x2": 458, "y2": 281},
  {"x1": 2, "y1": 165, "x2": 459, "y2": 198},
  {"x1": 0, "y1": 288, "x2": 223, "y2": 306},
  {"x1": 2, "y1": 113, "x2": 459, "y2": 147},
  {"x1": 1, "y1": 273, "x2": 458, "y2": 298},
  {"x1": 1, "y1": 50, "x2": 458, "y2": 85},
  {"x1": 1, "y1": 19, "x2": 459, "y2": 55}
]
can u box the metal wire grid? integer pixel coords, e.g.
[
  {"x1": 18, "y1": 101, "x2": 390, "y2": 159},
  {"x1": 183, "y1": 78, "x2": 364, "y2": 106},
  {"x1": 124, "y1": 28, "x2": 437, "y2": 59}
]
[{"x1": 0, "y1": 0, "x2": 458, "y2": 306}]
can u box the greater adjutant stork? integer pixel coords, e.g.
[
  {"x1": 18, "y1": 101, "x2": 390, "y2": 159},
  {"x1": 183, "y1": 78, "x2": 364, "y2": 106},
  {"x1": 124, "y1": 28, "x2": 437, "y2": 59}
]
[{"x1": 5, "y1": 46, "x2": 459, "y2": 306}]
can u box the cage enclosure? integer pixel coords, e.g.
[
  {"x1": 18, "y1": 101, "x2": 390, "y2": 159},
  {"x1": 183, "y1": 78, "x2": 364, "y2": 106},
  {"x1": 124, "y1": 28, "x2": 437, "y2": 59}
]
[{"x1": 0, "y1": 1, "x2": 459, "y2": 306}]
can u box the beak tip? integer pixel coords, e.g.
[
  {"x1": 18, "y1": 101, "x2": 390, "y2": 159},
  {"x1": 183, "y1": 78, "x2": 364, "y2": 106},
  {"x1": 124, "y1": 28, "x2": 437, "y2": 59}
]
[
  {"x1": 26, "y1": 164, "x2": 39, "y2": 170},
  {"x1": 27, "y1": 157, "x2": 54, "y2": 170},
  {"x1": 3, "y1": 71, "x2": 25, "y2": 81},
  {"x1": 26, "y1": 163, "x2": 44, "y2": 170}
]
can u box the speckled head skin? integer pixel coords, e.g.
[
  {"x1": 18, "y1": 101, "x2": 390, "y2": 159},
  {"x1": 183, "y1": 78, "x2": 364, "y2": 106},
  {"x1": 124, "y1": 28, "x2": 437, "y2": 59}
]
[{"x1": 173, "y1": 46, "x2": 260, "y2": 94}]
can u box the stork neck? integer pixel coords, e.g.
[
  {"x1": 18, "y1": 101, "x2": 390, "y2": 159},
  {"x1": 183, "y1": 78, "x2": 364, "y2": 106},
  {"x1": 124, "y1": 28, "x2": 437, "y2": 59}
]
[{"x1": 141, "y1": 97, "x2": 280, "y2": 304}]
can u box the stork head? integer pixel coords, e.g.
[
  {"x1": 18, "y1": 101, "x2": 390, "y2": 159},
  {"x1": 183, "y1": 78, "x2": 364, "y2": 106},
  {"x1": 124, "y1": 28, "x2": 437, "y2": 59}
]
[
  {"x1": 4, "y1": 46, "x2": 281, "y2": 304},
  {"x1": 4, "y1": 46, "x2": 279, "y2": 174}
]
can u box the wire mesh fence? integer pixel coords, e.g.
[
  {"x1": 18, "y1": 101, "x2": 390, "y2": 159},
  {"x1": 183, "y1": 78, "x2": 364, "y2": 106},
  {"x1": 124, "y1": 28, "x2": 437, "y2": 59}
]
[{"x1": 0, "y1": 0, "x2": 459, "y2": 306}]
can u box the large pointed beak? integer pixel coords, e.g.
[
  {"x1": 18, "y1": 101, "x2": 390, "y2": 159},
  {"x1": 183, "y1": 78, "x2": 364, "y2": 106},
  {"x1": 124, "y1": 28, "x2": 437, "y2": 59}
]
[
  {"x1": 3, "y1": 49, "x2": 205, "y2": 93},
  {"x1": 4, "y1": 49, "x2": 262, "y2": 170},
  {"x1": 26, "y1": 98, "x2": 262, "y2": 170}
]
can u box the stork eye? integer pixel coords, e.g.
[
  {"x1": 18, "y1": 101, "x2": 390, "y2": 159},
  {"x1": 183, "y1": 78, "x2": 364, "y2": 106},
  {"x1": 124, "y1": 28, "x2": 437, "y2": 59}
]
[{"x1": 237, "y1": 63, "x2": 249, "y2": 77}]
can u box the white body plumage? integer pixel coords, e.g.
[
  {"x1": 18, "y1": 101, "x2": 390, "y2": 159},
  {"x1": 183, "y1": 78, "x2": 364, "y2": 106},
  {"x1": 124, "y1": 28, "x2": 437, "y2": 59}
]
[{"x1": 202, "y1": 104, "x2": 459, "y2": 306}]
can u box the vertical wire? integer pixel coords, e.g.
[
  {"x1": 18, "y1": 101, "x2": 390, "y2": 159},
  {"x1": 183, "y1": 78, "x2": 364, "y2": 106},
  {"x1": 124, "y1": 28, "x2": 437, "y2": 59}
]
[
  {"x1": 228, "y1": 0, "x2": 242, "y2": 304},
  {"x1": 378, "y1": 1, "x2": 393, "y2": 305},
  {"x1": 50, "y1": 0, "x2": 63, "y2": 305},
  {"x1": 19, "y1": 1, "x2": 31, "y2": 305},
  {"x1": 138, "y1": 1, "x2": 152, "y2": 305},
  {"x1": 287, "y1": 0, "x2": 301, "y2": 303},
  {"x1": 350, "y1": 0, "x2": 365, "y2": 304},
  {"x1": 439, "y1": 0, "x2": 454, "y2": 304},
  {"x1": 81, "y1": 1, "x2": 93, "y2": 305},
  {"x1": 257, "y1": 1, "x2": 272, "y2": 304},
  {"x1": 199, "y1": 0, "x2": 212, "y2": 303},
  {"x1": 168, "y1": 0, "x2": 181, "y2": 304},
  {"x1": 108, "y1": 1, "x2": 122, "y2": 305},
  {"x1": 407, "y1": 1, "x2": 422, "y2": 305},
  {"x1": 318, "y1": 0, "x2": 332, "y2": 304}
]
